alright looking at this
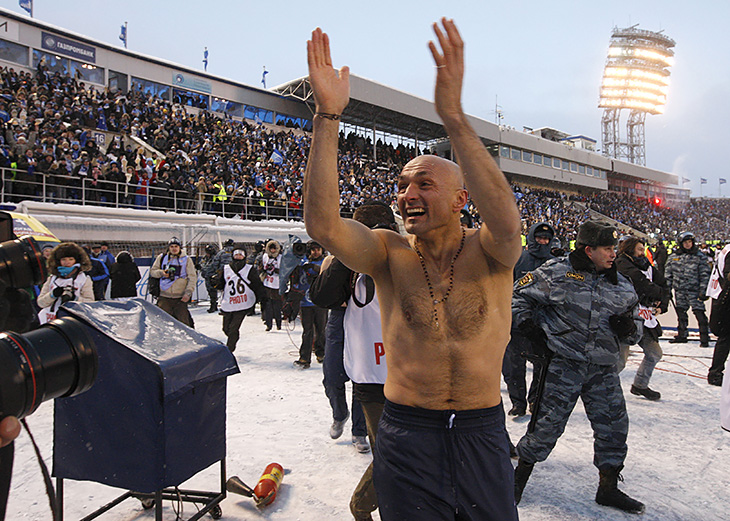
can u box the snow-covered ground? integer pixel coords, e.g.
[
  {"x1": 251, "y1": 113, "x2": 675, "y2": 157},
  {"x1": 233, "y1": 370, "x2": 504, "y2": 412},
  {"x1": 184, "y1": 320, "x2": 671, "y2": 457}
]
[{"x1": 6, "y1": 304, "x2": 728, "y2": 521}]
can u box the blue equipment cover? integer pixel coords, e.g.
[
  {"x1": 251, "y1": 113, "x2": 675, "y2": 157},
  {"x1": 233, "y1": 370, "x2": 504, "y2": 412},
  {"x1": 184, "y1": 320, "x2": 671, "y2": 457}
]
[{"x1": 52, "y1": 298, "x2": 239, "y2": 492}]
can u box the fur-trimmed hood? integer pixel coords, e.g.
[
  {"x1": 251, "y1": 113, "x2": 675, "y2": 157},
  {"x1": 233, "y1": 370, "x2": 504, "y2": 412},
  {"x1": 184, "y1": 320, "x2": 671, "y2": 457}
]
[{"x1": 48, "y1": 242, "x2": 92, "y2": 275}]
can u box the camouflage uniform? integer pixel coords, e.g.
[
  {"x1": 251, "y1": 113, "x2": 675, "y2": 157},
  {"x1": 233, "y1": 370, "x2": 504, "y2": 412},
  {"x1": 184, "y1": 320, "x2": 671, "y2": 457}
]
[
  {"x1": 512, "y1": 251, "x2": 641, "y2": 469},
  {"x1": 199, "y1": 250, "x2": 218, "y2": 311},
  {"x1": 664, "y1": 236, "x2": 712, "y2": 343}
]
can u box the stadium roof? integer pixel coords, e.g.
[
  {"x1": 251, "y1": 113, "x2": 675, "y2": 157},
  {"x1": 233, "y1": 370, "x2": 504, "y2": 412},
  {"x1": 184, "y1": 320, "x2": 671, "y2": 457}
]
[{"x1": 272, "y1": 74, "x2": 450, "y2": 143}]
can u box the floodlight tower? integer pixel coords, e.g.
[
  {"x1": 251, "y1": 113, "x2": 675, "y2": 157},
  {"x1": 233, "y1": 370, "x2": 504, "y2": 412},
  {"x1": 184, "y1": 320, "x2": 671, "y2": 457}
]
[{"x1": 599, "y1": 25, "x2": 675, "y2": 166}]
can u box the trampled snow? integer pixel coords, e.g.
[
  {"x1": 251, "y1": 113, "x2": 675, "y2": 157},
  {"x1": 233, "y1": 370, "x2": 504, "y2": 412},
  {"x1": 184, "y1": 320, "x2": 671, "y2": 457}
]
[{"x1": 6, "y1": 305, "x2": 728, "y2": 521}]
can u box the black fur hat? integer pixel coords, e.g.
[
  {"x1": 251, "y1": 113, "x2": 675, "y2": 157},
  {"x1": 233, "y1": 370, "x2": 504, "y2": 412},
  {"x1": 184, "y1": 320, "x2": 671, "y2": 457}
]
[
  {"x1": 48, "y1": 242, "x2": 92, "y2": 274},
  {"x1": 576, "y1": 221, "x2": 618, "y2": 248}
]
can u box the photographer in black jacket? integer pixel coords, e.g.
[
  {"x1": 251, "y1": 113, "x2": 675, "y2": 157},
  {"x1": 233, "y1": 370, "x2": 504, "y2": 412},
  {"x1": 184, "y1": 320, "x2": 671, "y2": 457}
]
[{"x1": 615, "y1": 237, "x2": 670, "y2": 401}]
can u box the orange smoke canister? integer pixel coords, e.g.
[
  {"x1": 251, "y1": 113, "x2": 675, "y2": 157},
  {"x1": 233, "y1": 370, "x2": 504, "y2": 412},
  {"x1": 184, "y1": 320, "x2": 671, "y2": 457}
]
[{"x1": 253, "y1": 463, "x2": 284, "y2": 507}]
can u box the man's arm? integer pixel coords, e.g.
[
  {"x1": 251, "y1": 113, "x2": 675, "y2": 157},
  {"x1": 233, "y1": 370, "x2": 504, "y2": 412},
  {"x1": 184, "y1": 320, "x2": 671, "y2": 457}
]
[
  {"x1": 429, "y1": 19, "x2": 522, "y2": 268},
  {"x1": 303, "y1": 28, "x2": 387, "y2": 276}
]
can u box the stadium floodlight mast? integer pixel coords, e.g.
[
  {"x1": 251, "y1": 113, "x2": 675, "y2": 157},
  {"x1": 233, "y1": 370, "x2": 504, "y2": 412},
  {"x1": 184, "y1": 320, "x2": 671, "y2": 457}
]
[{"x1": 598, "y1": 25, "x2": 675, "y2": 166}]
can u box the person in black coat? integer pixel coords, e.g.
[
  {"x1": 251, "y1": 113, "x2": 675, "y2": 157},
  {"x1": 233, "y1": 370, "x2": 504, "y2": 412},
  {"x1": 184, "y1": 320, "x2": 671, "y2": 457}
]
[
  {"x1": 110, "y1": 251, "x2": 141, "y2": 298},
  {"x1": 615, "y1": 237, "x2": 670, "y2": 400},
  {"x1": 503, "y1": 222, "x2": 557, "y2": 417}
]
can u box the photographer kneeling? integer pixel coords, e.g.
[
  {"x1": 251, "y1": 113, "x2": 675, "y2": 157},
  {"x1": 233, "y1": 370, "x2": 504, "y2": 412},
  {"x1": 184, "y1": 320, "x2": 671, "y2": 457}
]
[
  {"x1": 37, "y1": 243, "x2": 94, "y2": 324},
  {"x1": 150, "y1": 237, "x2": 196, "y2": 328}
]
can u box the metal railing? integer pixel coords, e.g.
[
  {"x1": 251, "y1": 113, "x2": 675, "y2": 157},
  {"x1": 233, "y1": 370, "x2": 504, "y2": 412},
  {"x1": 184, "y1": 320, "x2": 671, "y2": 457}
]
[{"x1": 0, "y1": 167, "x2": 306, "y2": 221}]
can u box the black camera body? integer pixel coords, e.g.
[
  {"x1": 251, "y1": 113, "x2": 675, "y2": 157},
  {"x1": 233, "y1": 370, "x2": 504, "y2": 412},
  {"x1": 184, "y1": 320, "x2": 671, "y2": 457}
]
[
  {"x1": 167, "y1": 265, "x2": 177, "y2": 279},
  {"x1": 0, "y1": 236, "x2": 98, "y2": 422},
  {"x1": 291, "y1": 242, "x2": 307, "y2": 257}
]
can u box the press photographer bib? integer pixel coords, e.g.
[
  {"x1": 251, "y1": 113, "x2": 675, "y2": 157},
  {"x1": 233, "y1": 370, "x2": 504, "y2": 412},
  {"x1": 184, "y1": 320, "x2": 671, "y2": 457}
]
[
  {"x1": 38, "y1": 273, "x2": 89, "y2": 324},
  {"x1": 220, "y1": 265, "x2": 255, "y2": 312}
]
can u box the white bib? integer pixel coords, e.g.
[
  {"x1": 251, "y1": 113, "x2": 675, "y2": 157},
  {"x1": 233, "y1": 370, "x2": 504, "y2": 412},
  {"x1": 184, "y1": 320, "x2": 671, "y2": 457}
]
[
  {"x1": 637, "y1": 266, "x2": 658, "y2": 328},
  {"x1": 343, "y1": 274, "x2": 387, "y2": 385},
  {"x1": 262, "y1": 253, "x2": 280, "y2": 289},
  {"x1": 219, "y1": 264, "x2": 256, "y2": 312},
  {"x1": 38, "y1": 273, "x2": 89, "y2": 324},
  {"x1": 707, "y1": 245, "x2": 730, "y2": 299}
]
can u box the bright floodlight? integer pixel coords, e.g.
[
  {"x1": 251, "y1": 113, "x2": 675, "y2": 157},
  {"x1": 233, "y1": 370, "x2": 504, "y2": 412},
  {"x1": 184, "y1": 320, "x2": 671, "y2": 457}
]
[
  {"x1": 599, "y1": 26, "x2": 675, "y2": 115},
  {"x1": 599, "y1": 25, "x2": 675, "y2": 165}
]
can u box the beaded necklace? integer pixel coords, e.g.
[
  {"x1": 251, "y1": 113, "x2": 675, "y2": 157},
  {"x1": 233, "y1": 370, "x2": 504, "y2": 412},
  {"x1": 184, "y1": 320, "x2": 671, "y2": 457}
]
[{"x1": 413, "y1": 226, "x2": 466, "y2": 330}]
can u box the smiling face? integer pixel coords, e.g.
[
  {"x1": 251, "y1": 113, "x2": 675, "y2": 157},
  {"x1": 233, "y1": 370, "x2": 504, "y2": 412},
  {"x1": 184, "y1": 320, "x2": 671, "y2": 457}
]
[{"x1": 396, "y1": 156, "x2": 466, "y2": 236}]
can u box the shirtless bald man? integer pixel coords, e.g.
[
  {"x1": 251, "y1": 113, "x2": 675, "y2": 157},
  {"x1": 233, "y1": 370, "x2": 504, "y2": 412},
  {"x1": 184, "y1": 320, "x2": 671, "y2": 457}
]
[{"x1": 305, "y1": 19, "x2": 522, "y2": 520}]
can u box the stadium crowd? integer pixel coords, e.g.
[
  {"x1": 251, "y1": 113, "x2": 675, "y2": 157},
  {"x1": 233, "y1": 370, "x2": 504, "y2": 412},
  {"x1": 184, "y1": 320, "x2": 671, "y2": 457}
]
[{"x1": 0, "y1": 64, "x2": 728, "y2": 244}]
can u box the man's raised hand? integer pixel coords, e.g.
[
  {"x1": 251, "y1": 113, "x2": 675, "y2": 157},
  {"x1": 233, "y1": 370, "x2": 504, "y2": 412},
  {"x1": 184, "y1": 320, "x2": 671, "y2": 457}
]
[
  {"x1": 428, "y1": 18, "x2": 465, "y2": 122},
  {"x1": 307, "y1": 28, "x2": 350, "y2": 116}
]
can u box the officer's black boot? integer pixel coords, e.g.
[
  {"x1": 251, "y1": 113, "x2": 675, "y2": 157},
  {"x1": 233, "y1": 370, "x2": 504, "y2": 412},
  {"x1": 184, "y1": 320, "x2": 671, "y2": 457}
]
[
  {"x1": 595, "y1": 465, "x2": 645, "y2": 514},
  {"x1": 694, "y1": 310, "x2": 710, "y2": 347},
  {"x1": 669, "y1": 309, "x2": 689, "y2": 343},
  {"x1": 514, "y1": 459, "x2": 534, "y2": 505}
]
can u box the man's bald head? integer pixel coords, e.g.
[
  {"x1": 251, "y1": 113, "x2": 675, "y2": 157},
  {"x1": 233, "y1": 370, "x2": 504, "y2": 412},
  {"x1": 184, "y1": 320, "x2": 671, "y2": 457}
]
[{"x1": 402, "y1": 155, "x2": 464, "y2": 189}]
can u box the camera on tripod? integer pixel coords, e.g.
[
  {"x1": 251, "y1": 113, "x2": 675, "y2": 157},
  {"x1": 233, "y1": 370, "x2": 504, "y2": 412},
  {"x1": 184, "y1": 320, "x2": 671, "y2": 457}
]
[{"x1": 0, "y1": 236, "x2": 98, "y2": 422}]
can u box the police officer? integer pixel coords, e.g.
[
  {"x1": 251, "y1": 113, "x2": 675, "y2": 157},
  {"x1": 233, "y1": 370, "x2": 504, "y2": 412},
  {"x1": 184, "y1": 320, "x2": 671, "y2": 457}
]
[
  {"x1": 665, "y1": 231, "x2": 712, "y2": 346},
  {"x1": 199, "y1": 244, "x2": 219, "y2": 313},
  {"x1": 503, "y1": 222, "x2": 556, "y2": 417},
  {"x1": 512, "y1": 221, "x2": 644, "y2": 514},
  {"x1": 210, "y1": 238, "x2": 235, "y2": 280}
]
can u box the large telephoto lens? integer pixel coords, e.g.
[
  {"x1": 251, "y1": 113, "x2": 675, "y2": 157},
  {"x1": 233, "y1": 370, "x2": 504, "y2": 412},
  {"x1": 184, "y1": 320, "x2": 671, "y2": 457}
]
[
  {"x1": 0, "y1": 236, "x2": 47, "y2": 289},
  {"x1": 0, "y1": 316, "x2": 97, "y2": 420}
]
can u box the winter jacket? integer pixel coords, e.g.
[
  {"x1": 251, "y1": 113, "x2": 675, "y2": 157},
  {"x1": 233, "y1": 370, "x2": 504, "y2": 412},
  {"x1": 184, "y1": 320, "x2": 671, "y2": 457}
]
[
  {"x1": 665, "y1": 245, "x2": 712, "y2": 299},
  {"x1": 615, "y1": 253, "x2": 670, "y2": 312},
  {"x1": 150, "y1": 248, "x2": 197, "y2": 299},
  {"x1": 110, "y1": 251, "x2": 141, "y2": 298},
  {"x1": 512, "y1": 249, "x2": 642, "y2": 366},
  {"x1": 514, "y1": 222, "x2": 556, "y2": 281}
]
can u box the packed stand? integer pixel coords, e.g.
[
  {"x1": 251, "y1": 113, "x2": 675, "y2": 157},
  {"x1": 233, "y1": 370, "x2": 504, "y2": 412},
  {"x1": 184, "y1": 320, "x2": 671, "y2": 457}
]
[{"x1": 0, "y1": 66, "x2": 727, "y2": 242}]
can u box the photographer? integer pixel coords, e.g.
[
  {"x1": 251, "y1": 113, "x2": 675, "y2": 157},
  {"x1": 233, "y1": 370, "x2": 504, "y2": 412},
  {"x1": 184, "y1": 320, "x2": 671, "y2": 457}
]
[
  {"x1": 261, "y1": 240, "x2": 283, "y2": 331},
  {"x1": 217, "y1": 249, "x2": 266, "y2": 352},
  {"x1": 293, "y1": 241, "x2": 327, "y2": 369},
  {"x1": 150, "y1": 237, "x2": 196, "y2": 328},
  {"x1": 37, "y1": 242, "x2": 94, "y2": 324}
]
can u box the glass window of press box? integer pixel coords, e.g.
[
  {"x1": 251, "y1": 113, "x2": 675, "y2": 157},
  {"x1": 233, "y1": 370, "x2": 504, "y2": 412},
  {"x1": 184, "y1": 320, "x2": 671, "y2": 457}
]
[
  {"x1": 69, "y1": 61, "x2": 103, "y2": 85},
  {"x1": 211, "y1": 97, "x2": 243, "y2": 118},
  {"x1": 32, "y1": 50, "x2": 104, "y2": 85},
  {"x1": 275, "y1": 113, "x2": 312, "y2": 131},
  {"x1": 172, "y1": 87, "x2": 209, "y2": 109},
  {"x1": 131, "y1": 77, "x2": 171, "y2": 100},
  {"x1": 243, "y1": 105, "x2": 273, "y2": 124},
  {"x1": 0, "y1": 39, "x2": 29, "y2": 66}
]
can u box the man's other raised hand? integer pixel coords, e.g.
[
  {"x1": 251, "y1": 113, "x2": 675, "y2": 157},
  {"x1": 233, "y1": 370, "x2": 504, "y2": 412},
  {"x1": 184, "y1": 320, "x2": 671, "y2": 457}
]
[
  {"x1": 428, "y1": 18, "x2": 465, "y2": 123},
  {"x1": 307, "y1": 28, "x2": 350, "y2": 116}
]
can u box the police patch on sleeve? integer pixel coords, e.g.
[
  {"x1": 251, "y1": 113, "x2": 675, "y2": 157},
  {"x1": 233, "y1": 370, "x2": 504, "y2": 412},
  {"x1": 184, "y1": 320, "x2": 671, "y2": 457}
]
[
  {"x1": 517, "y1": 273, "x2": 534, "y2": 286},
  {"x1": 566, "y1": 271, "x2": 585, "y2": 281}
]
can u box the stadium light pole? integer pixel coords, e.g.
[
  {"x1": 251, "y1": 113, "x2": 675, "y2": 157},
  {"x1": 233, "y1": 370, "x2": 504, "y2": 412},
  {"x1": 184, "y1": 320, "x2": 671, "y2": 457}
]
[{"x1": 598, "y1": 25, "x2": 675, "y2": 166}]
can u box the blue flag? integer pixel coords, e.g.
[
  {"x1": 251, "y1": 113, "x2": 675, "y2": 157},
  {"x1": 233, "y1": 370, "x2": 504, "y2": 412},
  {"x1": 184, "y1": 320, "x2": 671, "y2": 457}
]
[
  {"x1": 119, "y1": 24, "x2": 127, "y2": 47},
  {"x1": 19, "y1": 0, "x2": 32, "y2": 16},
  {"x1": 261, "y1": 67, "x2": 269, "y2": 88},
  {"x1": 721, "y1": 178, "x2": 727, "y2": 185},
  {"x1": 270, "y1": 149, "x2": 285, "y2": 165},
  {"x1": 203, "y1": 47, "x2": 208, "y2": 72},
  {"x1": 701, "y1": 178, "x2": 708, "y2": 184}
]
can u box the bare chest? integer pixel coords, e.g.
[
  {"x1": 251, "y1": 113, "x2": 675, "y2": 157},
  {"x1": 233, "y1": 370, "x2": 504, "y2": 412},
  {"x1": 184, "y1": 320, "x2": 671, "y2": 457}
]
[{"x1": 398, "y1": 275, "x2": 490, "y2": 339}]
